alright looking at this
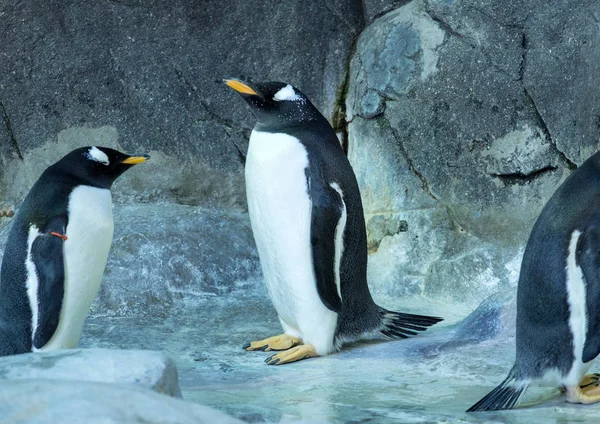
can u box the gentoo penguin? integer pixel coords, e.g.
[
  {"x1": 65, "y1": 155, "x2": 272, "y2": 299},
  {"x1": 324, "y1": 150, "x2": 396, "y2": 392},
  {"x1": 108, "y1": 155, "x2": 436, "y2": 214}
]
[
  {"x1": 468, "y1": 151, "x2": 600, "y2": 411},
  {"x1": 0, "y1": 146, "x2": 149, "y2": 356},
  {"x1": 225, "y1": 78, "x2": 442, "y2": 365}
]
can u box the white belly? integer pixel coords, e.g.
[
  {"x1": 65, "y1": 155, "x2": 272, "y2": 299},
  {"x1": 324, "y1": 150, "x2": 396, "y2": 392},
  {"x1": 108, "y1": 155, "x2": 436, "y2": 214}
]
[
  {"x1": 562, "y1": 229, "x2": 593, "y2": 386},
  {"x1": 38, "y1": 186, "x2": 114, "y2": 351},
  {"x1": 246, "y1": 130, "x2": 338, "y2": 355}
]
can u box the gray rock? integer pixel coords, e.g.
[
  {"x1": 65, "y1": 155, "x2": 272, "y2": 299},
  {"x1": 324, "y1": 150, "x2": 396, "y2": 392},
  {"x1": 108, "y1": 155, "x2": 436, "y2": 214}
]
[
  {"x1": 0, "y1": 0, "x2": 363, "y2": 206},
  {"x1": 525, "y1": 1, "x2": 600, "y2": 165},
  {"x1": 0, "y1": 126, "x2": 247, "y2": 208},
  {"x1": 345, "y1": 0, "x2": 582, "y2": 306},
  {"x1": 92, "y1": 203, "x2": 261, "y2": 318},
  {"x1": 0, "y1": 380, "x2": 243, "y2": 424},
  {"x1": 0, "y1": 348, "x2": 181, "y2": 397},
  {"x1": 363, "y1": 0, "x2": 412, "y2": 24}
]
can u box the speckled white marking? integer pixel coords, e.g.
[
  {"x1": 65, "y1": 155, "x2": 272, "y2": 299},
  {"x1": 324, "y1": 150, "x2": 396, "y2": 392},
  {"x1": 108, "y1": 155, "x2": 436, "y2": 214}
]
[
  {"x1": 563, "y1": 229, "x2": 592, "y2": 386},
  {"x1": 273, "y1": 84, "x2": 302, "y2": 102},
  {"x1": 86, "y1": 146, "x2": 110, "y2": 165},
  {"x1": 330, "y1": 182, "x2": 346, "y2": 300},
  {"x1": 246, "y1": 130, "x2": 338, "y2": 355},
  {"x1": 25, "y1": 226, "x2": 41, "y2": 344},
  {"x1": 37, "y1": 185, "x2": 114, "y2": 351}
]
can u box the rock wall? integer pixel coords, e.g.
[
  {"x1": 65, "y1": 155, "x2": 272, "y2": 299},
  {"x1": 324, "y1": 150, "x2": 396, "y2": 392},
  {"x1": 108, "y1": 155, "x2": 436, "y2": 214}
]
[
  {"x1": 346, "y1": 0, "x2": 600, "y2": 306},
  {"x1": 0, "y1": 0, "x2": 363, "y2": 207},
  {"x1": 1, "y1": 0, "x2": 599, "y2": 323}
]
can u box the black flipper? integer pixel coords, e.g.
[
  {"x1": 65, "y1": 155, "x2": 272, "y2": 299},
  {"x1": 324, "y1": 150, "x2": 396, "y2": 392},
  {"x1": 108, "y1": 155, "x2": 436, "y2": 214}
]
[
  {"x1": 31, "y1": 216, "x2": 67, "y2": 349},
  {"x1": 309, "y1": 173, "x2": 343, "y2": 312},
  {"x1": 467, "y1": 366, "x2": 528, "y2": 412},
  {"x1": 379, "y1": 308, "x2": 443, "y2": 339},
  {"x1": 576, "y1": 226, "x2": 600, "y2": 363}
]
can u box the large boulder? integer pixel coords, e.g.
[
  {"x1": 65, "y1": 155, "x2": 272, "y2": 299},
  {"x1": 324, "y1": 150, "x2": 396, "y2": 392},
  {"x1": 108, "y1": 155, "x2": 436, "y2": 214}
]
[
  {"x1": 0, "y1": 348, "x2": 181, "y2": 397},
  {"x1": 91, "y1": 203, "x2": 262, "y2": 318},
  {"x1": 0, "y1": 380, "x2": 243, "y2": 424},
  {"x1": 345, "y1": 0, "x2": 599, "y2": 306}
]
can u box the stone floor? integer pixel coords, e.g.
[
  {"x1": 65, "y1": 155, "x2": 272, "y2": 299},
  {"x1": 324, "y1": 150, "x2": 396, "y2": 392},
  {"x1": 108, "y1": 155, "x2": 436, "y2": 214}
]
[{"x1": 81, "y1": 293, "x2": 600, "y2": 424}]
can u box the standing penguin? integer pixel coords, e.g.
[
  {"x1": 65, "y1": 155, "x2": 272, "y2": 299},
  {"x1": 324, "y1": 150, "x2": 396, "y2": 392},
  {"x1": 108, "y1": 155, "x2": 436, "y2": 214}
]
[
  {"x1": 225, "y1": 78, "x2": 442, "y2": 365},
  {"x1": 0, "y1": 146, "x2": 149, "y2": 356},
  {"x1": 468, "y1": 151, "x2": 600, "y2": 411}
]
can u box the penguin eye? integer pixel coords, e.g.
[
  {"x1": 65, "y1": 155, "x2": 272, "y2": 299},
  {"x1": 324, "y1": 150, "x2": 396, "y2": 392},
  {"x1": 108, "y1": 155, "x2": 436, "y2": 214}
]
[
  {"x1": 86, "y1": 147, "x2": 110, "y2": 166},
  {"x1": 273, "y1": 84, "x2": 303, "y2": 102}
]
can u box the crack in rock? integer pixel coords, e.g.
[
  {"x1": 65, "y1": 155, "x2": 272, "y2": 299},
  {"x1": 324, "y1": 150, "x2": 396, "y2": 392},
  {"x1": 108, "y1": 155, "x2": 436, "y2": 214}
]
[
  {"x1": 0, "y1": 97, "x2": 24, "y2": 160},
  {"x1": 384, "y1": 117, "x2": 438, "y2": 201},
  {"x1": 170, "y1": 65, "x2": 250, "y2": 165},
  {"x1": 518, "y1": 29, "x2": 577, "y2": 170},
  {"x1": 490, "y1": 165, "x2": 558, "y2": 186},
  {"x1": 523, "y1": 86, "x2": 577, "y2": 171}
]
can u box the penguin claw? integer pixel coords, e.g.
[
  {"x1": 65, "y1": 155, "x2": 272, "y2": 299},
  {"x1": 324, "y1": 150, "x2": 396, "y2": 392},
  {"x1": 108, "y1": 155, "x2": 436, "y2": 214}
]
[
  {"x1": 265, "y1": 355, "x2": 279, "y2": 365},
  {"x1": 243, "y1": 334, "x2": 304, "y2": 352},
  {"x1": 261, "y1": 344, "x2": 318, "y2": 366},
  {"x1": 242, "y1": 342, "x2": 251, "y2": 350}
]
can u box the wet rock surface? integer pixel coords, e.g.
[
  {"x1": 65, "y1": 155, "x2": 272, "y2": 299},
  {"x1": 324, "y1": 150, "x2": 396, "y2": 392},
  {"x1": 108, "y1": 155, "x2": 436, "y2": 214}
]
[
  {"x1": 0, "y1": 348, "x2": 182, "y2": 397},
  {"x1": 80, "y1": 294, "x2": 600, "y2": 424},
  {"x1": 0, "y1": 380, "x2": 243, "y2": 424}
]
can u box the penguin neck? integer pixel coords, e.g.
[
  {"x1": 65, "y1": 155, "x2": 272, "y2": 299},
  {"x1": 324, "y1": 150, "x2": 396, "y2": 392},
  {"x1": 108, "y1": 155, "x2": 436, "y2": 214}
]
[
  {"x1": 44, "y1": 166, "x2": 113, "y2": 191},
  {"x1": 254, "y1": 114, "x2": 330, "y2": 134}
]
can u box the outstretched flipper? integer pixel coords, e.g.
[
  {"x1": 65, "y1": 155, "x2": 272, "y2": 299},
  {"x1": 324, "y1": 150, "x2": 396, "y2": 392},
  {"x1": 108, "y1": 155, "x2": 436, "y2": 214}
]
[
  {"x1": 379, "y1": 308, "x2": 443, "y2": 339},
  {"x1": 467, "y1": 367, "x2": 528, "y2": 412},
  {"x1": 31, "y1": 216, "x2": 67, "y2": 349}
]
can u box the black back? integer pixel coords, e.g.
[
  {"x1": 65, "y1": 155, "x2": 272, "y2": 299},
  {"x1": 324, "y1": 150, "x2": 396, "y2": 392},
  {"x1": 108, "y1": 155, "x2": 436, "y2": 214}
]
[{"x1": 516, "y1": 152, "x2": 600, "y2": 377}]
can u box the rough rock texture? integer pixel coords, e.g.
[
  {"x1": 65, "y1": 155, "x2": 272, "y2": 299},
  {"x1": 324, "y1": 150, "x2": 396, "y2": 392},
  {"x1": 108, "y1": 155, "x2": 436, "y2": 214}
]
[
  {"x1": 92, "y1": 203, "x2": 261, "y2": 317},
  {"x1": 0, "y1": 0, "x2": 363, "y2": 203},
  {"x1": 0, "y1": 380, "x2": 243, "y2": 424},
  {"x1": 0, "y1": 126, "x2": 247, "y2": 209},
  {"x1": 344, "y1": 0, "x2": 599, "y2": 306},
  {"x1": 0, "y1": 348, "x2": 182, "y2": 397}
]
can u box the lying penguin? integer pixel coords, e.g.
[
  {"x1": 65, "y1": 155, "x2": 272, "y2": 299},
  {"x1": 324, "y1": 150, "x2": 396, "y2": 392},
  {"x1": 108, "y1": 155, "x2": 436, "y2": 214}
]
[
  {"x1": 0, "y1": 146, "x2": 149, "y2": 356},
  {"x1": 468, "y1": 151, "x2": 600, "y2": 411},
  {"x1": 225, "y1": 78, "x2": 442, "y2": 365}
]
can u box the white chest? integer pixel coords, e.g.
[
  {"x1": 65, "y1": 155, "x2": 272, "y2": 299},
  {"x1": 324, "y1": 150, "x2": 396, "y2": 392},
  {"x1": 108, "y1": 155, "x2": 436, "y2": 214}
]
[
  {"x1": 38, "y1": 185, "x2": 114, "y2": 351},
  {"x1": 245, "y1": 131, "x2": 314, "y2": 320}
]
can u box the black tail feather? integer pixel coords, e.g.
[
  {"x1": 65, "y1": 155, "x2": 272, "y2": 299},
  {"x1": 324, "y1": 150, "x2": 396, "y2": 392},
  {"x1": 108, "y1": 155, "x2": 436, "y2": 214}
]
[
  {"x1": 379, "y1": 309, "x2": 443, "y2": 339},
  {"x1": 467, "y1": 368, "x2": 528, "y2": 412}
]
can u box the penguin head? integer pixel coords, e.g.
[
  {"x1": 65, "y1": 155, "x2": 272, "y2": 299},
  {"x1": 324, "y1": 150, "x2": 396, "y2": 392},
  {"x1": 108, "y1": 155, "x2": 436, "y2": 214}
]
[
  {"x1": 224, "y1": 78, "x2": 323, "y2": 126},
  {"x1": 51, "y1": 146, "x2": 150, "y2": 189}
]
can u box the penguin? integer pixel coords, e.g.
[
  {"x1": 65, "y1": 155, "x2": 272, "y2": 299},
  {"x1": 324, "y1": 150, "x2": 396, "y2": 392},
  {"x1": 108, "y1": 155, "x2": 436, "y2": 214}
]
[
  {"x1": 468, "y1": 151, "x2": 600, "y2": 411},
  {"x1": 225, "y1": 78, "x2": 443, "y2": 365},
  {"x1": 0, "y1": 146, "x2": 149, "y2": 356}
]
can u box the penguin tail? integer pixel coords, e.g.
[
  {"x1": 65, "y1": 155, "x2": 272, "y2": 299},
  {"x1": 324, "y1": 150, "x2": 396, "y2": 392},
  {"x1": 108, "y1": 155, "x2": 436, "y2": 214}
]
[
  {"x1": 378, "y1": 308, "x2": 443, "y2": 339},
  {"x1": 467, "y1": 367, "x2": 529, "y2": 412}
]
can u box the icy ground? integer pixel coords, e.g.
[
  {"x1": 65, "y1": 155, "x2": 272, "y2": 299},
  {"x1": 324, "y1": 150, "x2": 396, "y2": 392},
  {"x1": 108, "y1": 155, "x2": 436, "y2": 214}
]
[
  {"x1": 3, "y1": 205, "x2": 600, "y2": 423},
  {"x1": 81, "y1": 293, "x2": 600, "y2": 424}
]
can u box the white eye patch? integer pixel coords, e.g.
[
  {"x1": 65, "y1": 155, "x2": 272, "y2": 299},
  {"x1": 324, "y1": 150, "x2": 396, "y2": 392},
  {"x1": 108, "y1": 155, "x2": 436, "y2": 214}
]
[
  {"x1": 86, "y1": 146, "x2": 110, "y2": 165},
  {"x1": 273, "y1": 84, "x2": 303, "y2": 102}
]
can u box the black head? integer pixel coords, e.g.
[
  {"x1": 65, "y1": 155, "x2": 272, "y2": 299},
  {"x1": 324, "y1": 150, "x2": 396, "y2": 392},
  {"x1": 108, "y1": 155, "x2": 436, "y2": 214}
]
[
  {"x1": 224, "y1": 78, "x2": 325, "y2": 128},
  {"x1": 48, "y1": 146, "x2": 150, "y2": 189}
]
